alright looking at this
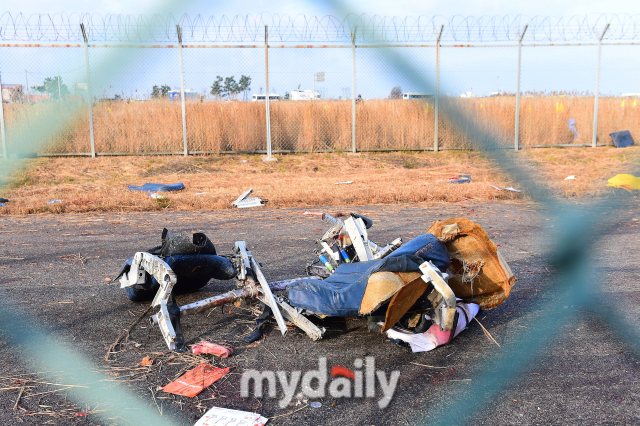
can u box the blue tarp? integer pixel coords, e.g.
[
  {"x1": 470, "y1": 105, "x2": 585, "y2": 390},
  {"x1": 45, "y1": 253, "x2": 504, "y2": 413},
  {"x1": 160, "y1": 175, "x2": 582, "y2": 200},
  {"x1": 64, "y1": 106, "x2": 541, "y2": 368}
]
[
  {"x1": 287, "y1": 234, "x2": 449, "y2": 316},
  {"x1": 610, "y1": 130, "x2": 634, "y2": 148},
  {"x1": 128, "y1": 183, "x2": 185, "y2": 192}
]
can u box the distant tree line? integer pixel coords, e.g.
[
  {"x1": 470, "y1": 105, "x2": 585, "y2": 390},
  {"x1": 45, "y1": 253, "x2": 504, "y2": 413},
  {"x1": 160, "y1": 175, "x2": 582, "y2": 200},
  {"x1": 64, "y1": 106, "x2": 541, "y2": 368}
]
[
  {"x1": 32, "y1": 76, "x2": 69, "y2": 99},
  {"x1": 151, "y1": 85, "x2": 171, "y2": 98},
  {"x1": 210, "y1": 75, "x2": 252, "y2": 100}
]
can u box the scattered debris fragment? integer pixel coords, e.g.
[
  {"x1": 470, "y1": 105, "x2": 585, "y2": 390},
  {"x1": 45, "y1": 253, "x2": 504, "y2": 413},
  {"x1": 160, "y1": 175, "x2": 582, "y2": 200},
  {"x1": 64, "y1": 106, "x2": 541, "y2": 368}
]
[
  {"x1": 162, "y1": 364, "x2": 229, "y2": 397},
  {"x1": 386, "y1": 303, "x2": 479, "y2": 352},
  {"x1": 564, "y1": 175, "x2": 575, "y2": 180},
  {"x1": 0, "y1": 197, "x2": 8, "y2": 203},
  {"x1": 140, "y1": 356, "x2": 153, "y2": 366},
  {"x1": 195, "y1": 192, "x2": 208, "y2": 195},
  {"x1": 428, "y1": 217, "x2": 516, "y2": 309},
  {"x1": 610, "y1": 130, "x2": 634, "y2": 148},
  {"x1": 195, "y1": 406, "x2": 268, "y2": 426},
  {"x1": 47, "y1": 199, "x2": 62, "y2": 204},
  {"x1": 334, "y1": 181, "x2": 353, "y2": 185},
  {"x1": 490, "y1": 185, "x2": 521, "y2": 192},
  {"x1": 607, "y1": 174, "x2": 640, "y2": 192},
  {"x1": 311, "y1": 402, "x2": 322, "y2": 408},
  {"x1": 232, "y1": 188, "x2": 265, "y2": 208},
  {"x1": 148, "y1": 193, "x2": 166, "y2": 199},
  {"x1": 448, "y1": 175, "x2": 471, "y2": 184},
  {"x1": 192, "y1": 341, "x2": 233, "y2": 358},
  {"x1": 128, "y1": 183, "x2": 185, "y2": 192}
]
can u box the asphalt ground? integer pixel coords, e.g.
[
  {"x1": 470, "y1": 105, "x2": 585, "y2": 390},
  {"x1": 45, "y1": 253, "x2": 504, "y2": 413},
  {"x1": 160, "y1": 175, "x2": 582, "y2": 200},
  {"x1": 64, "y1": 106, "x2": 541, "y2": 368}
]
[{"x1": 0, "y1": 201, "x2": 638, "y2": 425}]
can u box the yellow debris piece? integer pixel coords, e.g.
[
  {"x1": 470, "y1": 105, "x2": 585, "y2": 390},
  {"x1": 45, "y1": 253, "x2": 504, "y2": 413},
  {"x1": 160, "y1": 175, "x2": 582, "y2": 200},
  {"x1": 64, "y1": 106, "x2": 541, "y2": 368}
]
[{"x1": 607, "y1": 174, "x2": 640, "y2": 192}]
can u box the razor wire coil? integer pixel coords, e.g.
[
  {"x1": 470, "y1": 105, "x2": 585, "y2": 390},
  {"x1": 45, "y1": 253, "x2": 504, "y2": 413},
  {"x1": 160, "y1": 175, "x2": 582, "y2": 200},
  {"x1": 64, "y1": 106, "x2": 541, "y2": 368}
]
[{"x1": 1, "y1": 12, "x2": 639, "y2": 43}]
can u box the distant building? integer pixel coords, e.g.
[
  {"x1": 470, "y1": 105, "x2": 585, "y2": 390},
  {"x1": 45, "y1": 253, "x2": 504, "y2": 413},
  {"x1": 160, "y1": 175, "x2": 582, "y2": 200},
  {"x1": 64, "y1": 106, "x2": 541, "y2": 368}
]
[
  {"x1": 1, "y1": 84, "x2": 24, "y2": 102},
  {"x1": 167, "y1": 90, "x2": 199, "y2": 101},
  {"x1": 290, "y1": 90, "x2": 320, "y2": 101},
  {"x1": 402, "y1": 92, "x2": 433, "y2": 99},
  {"x1": 28, "y1": 94, "x2": 51, "y2": 102},
  {"x1": 251, "y1": 94, "x2": 281, "y2": 101},
  {"x1": 460, "y1": 92, "x2": 475, "y2": 98}
]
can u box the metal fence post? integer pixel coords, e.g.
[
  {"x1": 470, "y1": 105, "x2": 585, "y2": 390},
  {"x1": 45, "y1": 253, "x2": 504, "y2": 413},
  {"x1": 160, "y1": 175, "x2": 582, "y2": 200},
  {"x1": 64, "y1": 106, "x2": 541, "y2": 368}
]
[
  {"x1": 0, "y1": 71, "x2": 7, "y2": 159},
  {"x1": 176, "y1": 25, "x2": 188, "y2": 156},
  {"x1": 351, "y1": 29, "x2": 357, "y2": 153},
  {"x1": 514, "y1": 24, "x2": 528, "y2": 151},
  {"x1": 434, "y1": 25, "x2": 444, "y2": 152},
  {"x1": 80, "y1": 24, "x2": 96, "y2": 158},
  {"x1": 264, "y1": 25, "x2": 273, "y2": 160},
  {"x1": 592, "y1": 23, "x2": 610, "y2": 148}
]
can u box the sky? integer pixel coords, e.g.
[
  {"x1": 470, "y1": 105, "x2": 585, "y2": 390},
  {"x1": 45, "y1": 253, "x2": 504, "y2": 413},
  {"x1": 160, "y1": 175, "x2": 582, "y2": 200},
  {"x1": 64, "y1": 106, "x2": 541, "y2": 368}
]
[{"x1": 2, "y1": 1, "x2": 639, "y2": 100}]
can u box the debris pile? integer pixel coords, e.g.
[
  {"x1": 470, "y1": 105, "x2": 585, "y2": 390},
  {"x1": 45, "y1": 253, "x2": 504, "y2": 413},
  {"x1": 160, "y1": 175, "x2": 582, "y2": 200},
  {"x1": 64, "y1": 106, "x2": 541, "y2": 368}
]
[{"x1": 116, "y1": 212, "x2": 515, "y2": 354}]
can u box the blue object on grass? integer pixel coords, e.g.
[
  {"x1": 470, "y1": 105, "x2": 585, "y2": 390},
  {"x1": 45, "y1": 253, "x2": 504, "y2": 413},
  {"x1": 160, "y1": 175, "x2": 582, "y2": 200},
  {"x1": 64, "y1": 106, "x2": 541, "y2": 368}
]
[
  {"x1": 128, "y1": 183, "x2": 185, "y2": 192},
  {"x1": 47, "y1": 199, "x2": 62, "y2": 204},
  {"x1": 610, "y1": 130, "x2": 634, "y2": 148},
  {"x1": 448, "y1": 174, "x2": 471, "y2": 184}
]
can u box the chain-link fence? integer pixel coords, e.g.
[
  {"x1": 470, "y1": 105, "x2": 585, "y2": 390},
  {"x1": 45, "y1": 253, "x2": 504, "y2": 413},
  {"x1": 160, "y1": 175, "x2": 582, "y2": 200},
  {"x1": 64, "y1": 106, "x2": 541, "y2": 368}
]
[{"x1": 1, "y1": 19, "x2": 639, "y2": 157}]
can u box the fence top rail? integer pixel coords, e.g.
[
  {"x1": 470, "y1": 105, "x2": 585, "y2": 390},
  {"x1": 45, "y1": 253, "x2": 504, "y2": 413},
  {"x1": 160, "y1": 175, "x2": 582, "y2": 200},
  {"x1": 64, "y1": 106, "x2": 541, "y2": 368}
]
[
  {"x1": 3, "y1": 41, "x2": 639, "y2": 48},
  {"x1": 1, "y1": 12, "x2": 640, "y2": 43}
]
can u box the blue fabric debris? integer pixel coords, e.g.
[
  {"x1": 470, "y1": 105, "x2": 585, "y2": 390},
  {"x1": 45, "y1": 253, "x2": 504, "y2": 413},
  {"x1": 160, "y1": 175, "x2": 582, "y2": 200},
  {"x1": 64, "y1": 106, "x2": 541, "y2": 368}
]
[
  {"x1": 448, "y1": 175, "x2": 471, "y2": 184},
  {"x1": 287, "y1": 234, "x2": 449, "y2": 317}
]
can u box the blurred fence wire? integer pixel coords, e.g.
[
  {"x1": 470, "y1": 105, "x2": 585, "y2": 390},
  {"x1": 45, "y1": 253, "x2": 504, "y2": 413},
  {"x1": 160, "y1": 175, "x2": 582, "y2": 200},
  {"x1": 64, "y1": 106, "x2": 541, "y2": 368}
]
[{"x1": 1, "y1": 14, "x2": 640, "y2": 157}]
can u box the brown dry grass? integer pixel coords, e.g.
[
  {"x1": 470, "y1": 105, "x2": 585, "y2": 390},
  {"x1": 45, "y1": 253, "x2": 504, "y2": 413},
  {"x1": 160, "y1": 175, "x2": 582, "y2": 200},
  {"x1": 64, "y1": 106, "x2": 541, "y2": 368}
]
[
  {"x1": 4, "y1": 97, "x2": 639, "y2": 153},
  {"x1": 1, "y1": 146, "x2": 638, "y2": 215}
]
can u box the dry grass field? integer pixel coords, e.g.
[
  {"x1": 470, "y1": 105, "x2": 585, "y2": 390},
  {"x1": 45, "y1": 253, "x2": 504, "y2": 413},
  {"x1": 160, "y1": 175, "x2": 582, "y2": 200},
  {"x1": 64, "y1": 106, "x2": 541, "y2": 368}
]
[
  {"x1": 1, "y1": 146, "x2": 637, "y2": 215},
  {"x1": 3, "y1": 97, "x2": 638, "y2": 154}
]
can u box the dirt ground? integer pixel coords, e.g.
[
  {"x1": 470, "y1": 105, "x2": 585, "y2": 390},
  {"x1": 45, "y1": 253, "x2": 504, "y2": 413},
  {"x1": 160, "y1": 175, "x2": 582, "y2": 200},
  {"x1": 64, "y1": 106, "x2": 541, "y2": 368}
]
[
  {"x1": 0, "y1": 201, "x2": 638, "y2": 425},
  {"x1": 1, "y1": 146, "x2": 638, "y2": 215}
]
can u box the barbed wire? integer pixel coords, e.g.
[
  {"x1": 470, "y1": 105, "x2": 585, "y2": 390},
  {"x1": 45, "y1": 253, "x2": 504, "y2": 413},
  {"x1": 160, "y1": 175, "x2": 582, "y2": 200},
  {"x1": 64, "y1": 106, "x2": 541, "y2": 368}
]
[{"x1": 0, "y1": 12, "x2": 639, "y2": 43}]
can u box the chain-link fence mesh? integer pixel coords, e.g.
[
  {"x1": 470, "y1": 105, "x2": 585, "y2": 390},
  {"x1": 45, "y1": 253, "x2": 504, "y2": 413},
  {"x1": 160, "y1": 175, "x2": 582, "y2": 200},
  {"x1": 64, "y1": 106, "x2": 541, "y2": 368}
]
[
  {"x1": 355, "y1": 46, "x2": 436, "y2": 151},
  {"x1": 439, "y1": 46, "x2": 517, "y2": 149},
  {"x1": 1, "y1": 41, "x2": 639, "y2": 156},
  {"x1": 598, "y1": 43, "x2": 640, "y2": 145},
  {"x1": 89, "y1": 46, "x2": 184, "y2": 154},
  {"x1": 1, "y1": 46, "x2": 89, "y2": 155},
  {"x1": 268, "y1": 47, "x2": 352, "y2": 152},
  {"x1": 183, "y1": 46, "x2": 266, "y2": 153},
  {"x1": 519, "y1": 45, "x2": 596, "y2": 147}
]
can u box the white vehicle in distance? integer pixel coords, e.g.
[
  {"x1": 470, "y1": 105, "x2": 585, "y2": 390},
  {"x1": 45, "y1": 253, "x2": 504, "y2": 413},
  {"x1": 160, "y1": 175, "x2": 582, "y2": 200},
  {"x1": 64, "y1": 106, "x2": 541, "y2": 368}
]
[
  {"x1": 290, "y1": 89, "x2": 320, "y2": 100},
  {"x1": 402, "y1": 92, "x2": 433, "y2": 99},
  {"x1": 251, "y1": 94, "x2": 281, "y2": 101}
]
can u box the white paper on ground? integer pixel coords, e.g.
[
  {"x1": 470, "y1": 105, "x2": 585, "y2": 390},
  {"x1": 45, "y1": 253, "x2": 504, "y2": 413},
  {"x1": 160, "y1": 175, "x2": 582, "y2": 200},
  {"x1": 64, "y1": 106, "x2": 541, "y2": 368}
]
[
  {"x1": 564, "y1": 175, "x2": 575, "y2": 180},
  {"x1": 505, "y1": 187, "x2": 522, "y2": 192},
  {"x1": 334, "y1": 181, "x2": 353, "y2": 185},
  {"x1": 386, "y1": 303, "x2": 480, "y2": 353},
  {"x1": 490, "y1": 185, "x2": 503, "y2": 191},
  {"x1": 194, "y1": 406, "x2": 268, "y2": 426}
]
